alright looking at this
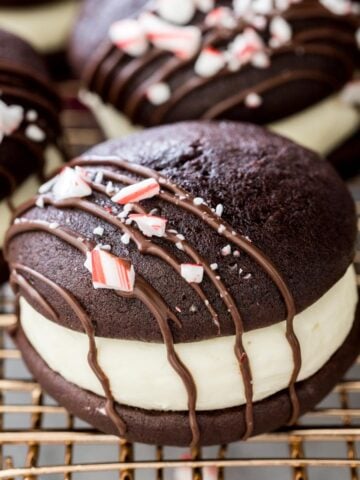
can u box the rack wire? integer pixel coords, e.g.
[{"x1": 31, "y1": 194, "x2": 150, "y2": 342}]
[{"x1": 0, "y1": 80, "x2": 360, "y2": 479}]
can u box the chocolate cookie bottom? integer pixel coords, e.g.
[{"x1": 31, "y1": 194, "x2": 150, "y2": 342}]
[{"x1": 12, "y1": 297, "x2": 360, "y2": 446}]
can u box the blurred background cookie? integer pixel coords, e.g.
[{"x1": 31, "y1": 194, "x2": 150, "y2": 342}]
[
  {"x1": 69, "y1": 0, "x2": 360, "y2": 172},
  {"x1": 0, "y1": 0, "x2": 81, "y2": 77},
  {"x1": 0, "y1": 28, "x2": 65, "y2": 283}
]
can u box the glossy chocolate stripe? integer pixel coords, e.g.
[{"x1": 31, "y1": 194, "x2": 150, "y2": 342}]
[{"x1": 6, "y1": 220, "x2": 199, "y2": 445}]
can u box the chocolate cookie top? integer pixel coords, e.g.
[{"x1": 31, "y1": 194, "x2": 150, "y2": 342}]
[
  {"x1": 5, "y1": 121, "x2": 356, "y2": 344},
  {"x1": 70, "y1": 0, "x2": 360, "y2": 127},
  {"x1": 0, "y1": 29, "x2": 63, "y2": 202}
]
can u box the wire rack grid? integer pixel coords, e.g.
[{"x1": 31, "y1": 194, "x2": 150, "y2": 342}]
[{"x1": 0, "y1": 81, "x2": 360, "y2": 480}]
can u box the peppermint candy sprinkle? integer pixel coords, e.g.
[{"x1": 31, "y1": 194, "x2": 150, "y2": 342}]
[
  {"x1": 147, "y1": 82, "x2": 171, "y2": 105},
  {"x1": 109, "y1": 19, "x2": 148, "y2": 57},
  {"x1": 111, "y1": 178, "x2": 160, "y2": 204},
  {"x1": 195, "y1": 47, "x2": 226, "y2": 78},
  {"x1": 0, "y1": 99, "x2": 23, "y2": 143},
  {"x1": 139, "y1": 12, "x2": 201, "y2": 59},
  {"x1": 181, "y1": 263, "x2": 204, "y2": 283},
  {"x1": 129, "y1": 214, "x2": 167, "y2": 237},
  {"x1": 52, "y1": 167, "x2": 92, "y2": 200},
  {"x1": 156, "y1": 0, "x2": 195, "y2": 25},
  {"x1": 245, "y1": 92, "x2": 263, "y2": 108},
  {"x1": 87, "y1": 248, "x2": 135, "y2": 292},
  {"x1": 269, "y1": 16, "x2": 292, "y2": 48}
]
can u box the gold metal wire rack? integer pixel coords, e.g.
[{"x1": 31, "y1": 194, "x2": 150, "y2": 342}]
[{"x1": 0, "y1": 81, "x2": 360, "y2": 480}]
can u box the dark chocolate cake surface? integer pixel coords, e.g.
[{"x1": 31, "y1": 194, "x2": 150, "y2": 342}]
[{"x1": 5, "y1": 121, "x2": 357, "y2": 342}]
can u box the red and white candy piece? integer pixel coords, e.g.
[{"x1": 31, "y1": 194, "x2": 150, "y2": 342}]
[
  {"x1": 245, "y1": 92, "x2": 263, "y2": 108},
  {"x1": 227, "y1": 28, "x2": 265, "y2": 70},
  {"x1": 146, "y1": 82, "x2": 171, "y2": 105},
  {"x1": 269, "y1": 16, "x2": 292, "y2": 48},
  {"x1": 194, "y1": 0, "x2": 215, "y2": 13},
  {"x1": 155, "y1": 0, "x2": 195, "y2": 25},
  {"x1": 0, "y1": 99, "x2": 23, "y2": 142},
  {"x1": 140, "y1": 12, "x2": 201, "y2": 59},
  {"x1": 111, "y1": 178, "x2": 160, "y2": 205},
  {"x1": 195, "y1": 47, "x2": 226, "y2": 78},
  {"x1": 86, "y1": 248, "x2": 135, "y2": 292},
  {"x1": 109, "y1": 19, "x2": 148, "y2": 57},
  {"x1": 52, "y1": 167, "x2": 92, "y2": 200},
  {"x1": 129, "y1": 214, "x2": 167, "y2": 237},
  {"x1": 341, "y1": 81, "x2": 360, "y2": 107},
  {"x1": 205, "y1": 7, "x2": 237, "y2": 29},
  {"x1": 180, "y1": 263, "x2": 204, "y2": 283}
]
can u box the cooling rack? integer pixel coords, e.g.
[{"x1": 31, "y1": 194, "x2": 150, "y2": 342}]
[{"x1": 0, "y1": 80, "x2": 360, "y2": 480}]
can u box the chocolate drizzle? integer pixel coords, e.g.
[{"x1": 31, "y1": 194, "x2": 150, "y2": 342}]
[
  {"x1": 6, "y1": 155, "x2": 304, "y2": 445},
  {"x1": 80, "y1": 0, "x2": 359, "y2": 126}
]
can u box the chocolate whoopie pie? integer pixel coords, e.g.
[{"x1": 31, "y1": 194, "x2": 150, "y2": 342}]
[
  {"x1": 0, "y1": 28, "x2": 64, "y2": 284},
  {"x1": 5, "y1": 121, "x2": 359, "y2": 446},
  {"x1": 70, "y1": 0, "x2": 360, "y2": 159},
  {"x1": 0, "y1": 0, "x2": 80, "y2": 62}
]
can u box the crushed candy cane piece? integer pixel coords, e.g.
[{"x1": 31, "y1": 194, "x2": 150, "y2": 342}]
[
  {"x1": 0, "y1": 99, "x2": 23, "y2": 142},
  {"x1": 35, "y1": 196, "x2": 45, "y2": 208},
  {"x1": 195, "y1": 47, "x2": 226, "y2": 78},
  {"x1": 251, "y1": 51, "x2": 270, "y2": 68},
  {"x1": 25, "y1": 125, "x2": 45, "y2": 142},
  {"x1": 341, "y1": 81, "x2": 360, "y2": 107},
  {"x1": 147, "y1": 82, "x2": 171, "y2": 105},
  {"x1": 38, "y1": 175, "x2": 58, "y2": 194},
  {"x1": 52, "y1": 167, "x2": 92, "y2": 200},
  {"x1": 215, "y1": 204, "x2": 223, "y2": 216},
  {"x1": 140, "y1": 12, "x2": 201, "y2": 59},
  {"x1": 26, "y1": 109, "x2": 38, "y2": 122},
  {"x1": 176, "y1": 241, "x2": 184, "y2": 250},
  {"x1": 227, "y1": 28, "x2": 265, "y2": 70},
  {"x1": 320, "y1": 0, "x2": 352, "y2": 15},
  {"x1": 111, "y1": 178, "x2": 160, "y2": 204},
  {"x1": 93, "y1": 226, "x2": 104, "y2": 236},
  {"x1": 221, "y1": 244, "x2": 231, "y2": 256},
  {"x1": 109, "y1": 19, "x2": 148, "y2": 56},
  {"x1": 205, "y1": 7, "x2": 237, "y2": 29},
  {"x1": 121, "y1": 233, "x2": 131, "y2": 244},
  {"x1": 194, "y1": 0, "x2": 214, "y2": 12},
  {"x1": 156, "y1": 0, "x2": 195, "y2": 25},
  {"x1": 193, "y1": 197, "x2": 204, "y2": 206},
  {"x1": 269, "y1": 16, "x2": 292, "y2": 47},
  {"x1": 210, "y1": 263, "x2": 218, "y2": 270},
  {"x1": 129, "y1": 214, "x2": 167, "y2": 237},
  {"x1": 245, "y1": 92, "x2": 263, "y2": 108},
  {"x1": 90, "y1": 249, "x2": 135, "y2": 292},
  {"x1": 218, "y1": 224, "x2": 226, "y2": 233},
  {"x1": 181, "y1": 263, "x2": 204, "y2": 283}
]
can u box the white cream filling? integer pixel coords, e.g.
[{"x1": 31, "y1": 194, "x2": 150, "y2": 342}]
[
  {"x1": 80, "y1": 89, "x2": 360, "y2": 156},
  {"x1": 20, "y1": 265, "x2": 357, "y2": 412},
  {"x1": 0, "y1": 0, "x2": 80, "y2": 53},
  {"x1": 269, "y1": 94, "x2": 360, "y2": 156},
  {"x1": 0, "y1": 145, "x2": 64, "y2": 248}
]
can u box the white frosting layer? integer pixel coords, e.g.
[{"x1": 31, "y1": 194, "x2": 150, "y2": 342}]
[
  {"x1": 80, "y1": 90, "x2": 360, "y2": 156},
  {"x1": 0, "y1": 0, "x2": 80, "y2": 53},
  {"x1": 20, "y1": 265, "x2": 357, "y2": 412},
  {"x1": 269, "y1": 94, "x2": 360, "y2": 156},
  {"x1": 0, "y1": 145, "x2": 64, "y2": 248}
]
